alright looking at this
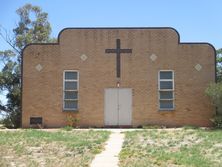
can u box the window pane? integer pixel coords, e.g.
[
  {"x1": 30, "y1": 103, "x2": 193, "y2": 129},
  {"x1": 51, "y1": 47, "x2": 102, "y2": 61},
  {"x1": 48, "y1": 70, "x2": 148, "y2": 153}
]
[
  {"x1": 65, "y1": 72, "x2": 78, "y2": 80},
  {"x1": 160, "y1": 100, "x2": 173, "y2": 109},
  {"x1": 159, "y1": 91, "x2": 173, "y2": 99},
  {"x1": 65, "y1": 81, "x2": 77, "y2": 90},
  {"x1": 160, "y1": 71, "x2": 172, "y2": 79},
  {"x1": 160, "y1": 81, "x2": 173, "y2": 89},
  {"x1": 64, "y1": 101, "x2": 78, "y2": 109},
  {"x1": 64, "y1": 91, "x2": 78, "y2": 100}
]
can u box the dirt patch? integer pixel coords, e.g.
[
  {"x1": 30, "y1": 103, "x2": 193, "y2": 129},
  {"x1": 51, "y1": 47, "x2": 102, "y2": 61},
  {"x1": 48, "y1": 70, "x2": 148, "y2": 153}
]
[
  {"x1": 120, "y1": 129, "x2": 222, "y2": 167},
  {"x1": 0, "y1": 129, "x2": 110, "y2": 167}
]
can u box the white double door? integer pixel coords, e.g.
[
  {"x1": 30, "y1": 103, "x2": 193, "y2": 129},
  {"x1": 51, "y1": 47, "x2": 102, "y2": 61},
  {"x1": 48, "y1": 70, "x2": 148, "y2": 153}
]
[{"x1": 104, "y1": 88, "x2": 132, "y2": 126}]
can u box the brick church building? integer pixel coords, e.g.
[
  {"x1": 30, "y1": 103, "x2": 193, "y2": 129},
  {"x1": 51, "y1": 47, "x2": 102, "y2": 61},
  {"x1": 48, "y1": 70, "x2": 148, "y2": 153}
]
[{"x1": 22, "y1": 27, "x2": 216, "y2": 128}]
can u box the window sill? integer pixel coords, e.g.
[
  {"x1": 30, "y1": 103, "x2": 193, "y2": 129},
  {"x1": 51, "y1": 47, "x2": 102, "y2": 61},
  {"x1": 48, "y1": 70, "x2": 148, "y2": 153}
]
[
  {"x1": 63, "y1": 109, "x2": 79, "y2": 112},
  {"x1": 158, "y1": 108, "x2": 175, "y2": 112}
]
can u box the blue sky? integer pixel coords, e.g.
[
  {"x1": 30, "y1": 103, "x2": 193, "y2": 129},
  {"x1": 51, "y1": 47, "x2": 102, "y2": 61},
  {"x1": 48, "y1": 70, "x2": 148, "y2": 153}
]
[{"x1": 0, "y1": 0, "x2": 222, "y2": 50}]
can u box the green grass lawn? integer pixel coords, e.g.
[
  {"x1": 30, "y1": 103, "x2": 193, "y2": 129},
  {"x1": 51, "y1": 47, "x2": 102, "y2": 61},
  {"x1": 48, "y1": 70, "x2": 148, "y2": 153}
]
[
  {"x1": 0, "y1": 129, "x2": 110, "y2": 167},
  {"x1": 119, "y1": 128, "x2": 222, "y2": 167}
]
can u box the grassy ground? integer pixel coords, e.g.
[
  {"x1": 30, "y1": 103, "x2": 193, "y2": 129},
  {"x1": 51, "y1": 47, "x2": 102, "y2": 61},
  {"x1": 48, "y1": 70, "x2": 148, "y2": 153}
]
[
  {"x1": 119, "y1": 128, "x2": 222, "y2": 167},
  {"x1": 0, "y1": 129, "x2": 110, "y2": 167}
]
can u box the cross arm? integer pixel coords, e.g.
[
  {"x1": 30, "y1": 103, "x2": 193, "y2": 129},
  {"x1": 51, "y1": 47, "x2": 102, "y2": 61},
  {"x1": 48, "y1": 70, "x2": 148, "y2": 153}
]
[
  {"x1": 105, "y1": 49, "x2": 117, "y2": 53},
  {"x1": 120, "y1": 49, "x2": 132, "y2": 53}
]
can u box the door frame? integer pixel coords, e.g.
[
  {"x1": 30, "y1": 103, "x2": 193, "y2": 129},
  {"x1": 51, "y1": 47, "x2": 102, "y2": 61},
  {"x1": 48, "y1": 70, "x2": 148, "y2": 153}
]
[{"x1": 104, "y1": 88, "x2": 132, "y2": 127}]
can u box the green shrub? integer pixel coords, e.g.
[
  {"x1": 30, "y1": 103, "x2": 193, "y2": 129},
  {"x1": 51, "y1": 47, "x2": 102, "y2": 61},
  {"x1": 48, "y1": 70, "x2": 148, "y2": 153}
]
[
  {"x1": 205, "y1": 82, "x2": 222, "y2": 115},
  {"x1": 2, "y1": 116, "x2": 14, "y2": 128},
  {"x1": 66, "y1": 114, "x2": 79, "y2": 127},
  {"x1": 210, "y1": 116, "x2": 222, "y2": 128}
]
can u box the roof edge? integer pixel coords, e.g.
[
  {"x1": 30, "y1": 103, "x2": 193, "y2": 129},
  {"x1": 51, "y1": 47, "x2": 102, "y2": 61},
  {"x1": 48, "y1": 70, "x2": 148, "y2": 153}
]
[{"x1": 57, "y1": 27, "x2": 180, "y2": 43}]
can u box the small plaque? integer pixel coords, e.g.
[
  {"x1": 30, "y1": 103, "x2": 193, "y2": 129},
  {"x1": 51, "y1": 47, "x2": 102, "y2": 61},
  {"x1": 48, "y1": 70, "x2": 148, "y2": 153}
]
[
  {"x1": 80, "y1": 54, "x2": 88, "y2": 61},
  {"x1": 195, "y1": 64, "x2": 202, "y2": 71},
  {"x1": 150, "y1": 54, "x2": 157, "y2": 61},
  {"x1": 35, "y1": 64, "x2": 43, "y2": 71}
]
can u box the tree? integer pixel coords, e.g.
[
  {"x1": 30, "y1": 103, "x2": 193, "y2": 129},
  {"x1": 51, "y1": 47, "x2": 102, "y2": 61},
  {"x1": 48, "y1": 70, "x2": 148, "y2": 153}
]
[
  {"x1": 206, "y1": 48, "x2": 222, "y2": 127},
  {"x1": 205, "y1": 82, "x2": 222, "y2": 114},
  {"x1": 0, "y1": 4, "x2": 54, "y2": 128},
  {"x1": 205, "y1": 82, "x2": 222, "y2": 128},
  {"x1": 216, "y1": 48, "x2": 222, "y2": 82}
]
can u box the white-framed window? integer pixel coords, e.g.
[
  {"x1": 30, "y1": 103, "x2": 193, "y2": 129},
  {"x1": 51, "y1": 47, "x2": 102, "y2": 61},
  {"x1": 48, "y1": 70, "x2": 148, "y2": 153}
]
[
  {"x1": 158, "y1": 70, "x2": 174, "y2": 110},
  {"x1": 63, "y1": 70, "x2": 79, "y2": 110}
]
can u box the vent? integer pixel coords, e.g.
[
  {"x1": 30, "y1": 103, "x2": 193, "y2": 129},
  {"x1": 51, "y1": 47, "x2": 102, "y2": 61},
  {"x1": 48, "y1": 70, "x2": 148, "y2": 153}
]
[{"x1": 30, "y1": 117, "x2": 43, "y2": 125}]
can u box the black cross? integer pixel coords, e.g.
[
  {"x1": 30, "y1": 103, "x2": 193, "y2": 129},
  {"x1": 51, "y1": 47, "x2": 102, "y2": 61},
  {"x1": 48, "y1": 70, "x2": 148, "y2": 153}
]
[{"x1": 105, "y1": 39, "x2": 132, "y2": 78}]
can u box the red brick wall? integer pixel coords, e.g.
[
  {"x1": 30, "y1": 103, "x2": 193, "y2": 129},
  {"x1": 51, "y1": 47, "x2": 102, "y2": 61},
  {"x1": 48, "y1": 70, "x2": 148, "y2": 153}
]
[{"x1": 22, "y1": 28, "x2": 216, "y2": 128}]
